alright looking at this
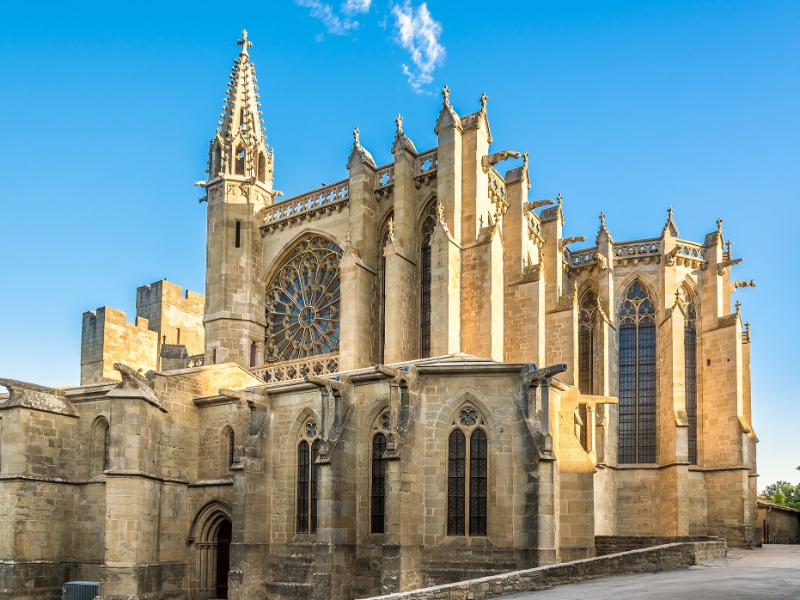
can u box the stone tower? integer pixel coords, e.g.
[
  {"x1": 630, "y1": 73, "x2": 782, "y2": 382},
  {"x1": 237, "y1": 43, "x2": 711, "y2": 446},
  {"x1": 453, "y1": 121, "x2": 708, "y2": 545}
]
[{"x1": 202, "y1": 30, "x2": 274, "y2": 368}]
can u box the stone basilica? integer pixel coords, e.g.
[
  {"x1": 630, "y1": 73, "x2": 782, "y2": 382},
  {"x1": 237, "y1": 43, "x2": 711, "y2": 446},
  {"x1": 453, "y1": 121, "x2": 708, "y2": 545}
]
[{"x1": 0, "y1": 32, "x2": 758, "y2": 600}]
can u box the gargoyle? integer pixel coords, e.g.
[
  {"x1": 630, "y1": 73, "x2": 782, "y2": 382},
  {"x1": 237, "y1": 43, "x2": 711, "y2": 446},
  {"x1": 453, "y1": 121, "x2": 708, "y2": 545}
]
[{"x1": 481, "y1": 150, "x2": 521, "y2": 171}]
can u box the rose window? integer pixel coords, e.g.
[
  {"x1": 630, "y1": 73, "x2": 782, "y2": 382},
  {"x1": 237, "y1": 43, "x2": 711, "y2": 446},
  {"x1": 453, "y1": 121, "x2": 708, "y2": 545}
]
[{"x1": 265, "y1": 236, "x2": 342, "y2": 362}]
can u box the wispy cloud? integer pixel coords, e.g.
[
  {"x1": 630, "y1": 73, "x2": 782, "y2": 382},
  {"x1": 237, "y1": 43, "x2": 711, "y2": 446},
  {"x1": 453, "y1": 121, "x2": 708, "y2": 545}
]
[
  {"x1": 341, "y1": 0, "x2": 372, "y2": 14},
  {"x1": 295, "y1": 0, "x2": 361, "y2": 36},
  {"x1": 391, "y1": 1, "x2": 445, "y2": 93}
]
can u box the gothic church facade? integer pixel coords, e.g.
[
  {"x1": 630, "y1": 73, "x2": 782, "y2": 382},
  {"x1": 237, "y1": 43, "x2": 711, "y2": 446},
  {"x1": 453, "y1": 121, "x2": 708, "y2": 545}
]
[{"x1": 0, "y1": 33, "x2": 758, "y2": 600}]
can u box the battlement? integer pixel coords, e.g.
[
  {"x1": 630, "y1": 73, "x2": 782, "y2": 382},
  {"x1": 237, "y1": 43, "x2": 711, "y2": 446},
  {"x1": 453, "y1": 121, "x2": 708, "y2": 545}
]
[
  {"x1": 80, "y1": 280, "x2": 206, "y2": 385},
  {"x1": 80, "y1": 307, "x2": 157, "y2": 384}
]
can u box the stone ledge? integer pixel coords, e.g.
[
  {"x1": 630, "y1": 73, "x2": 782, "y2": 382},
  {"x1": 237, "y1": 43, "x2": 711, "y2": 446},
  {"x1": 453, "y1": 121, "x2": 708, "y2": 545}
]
[{"x1": 359, "y1": 540, "x2": 726, "y2": 600}]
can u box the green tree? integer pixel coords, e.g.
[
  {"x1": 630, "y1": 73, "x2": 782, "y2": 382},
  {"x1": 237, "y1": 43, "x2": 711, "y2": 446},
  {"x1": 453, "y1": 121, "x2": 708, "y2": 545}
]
[{"x1": 762, "y1": 481, "x2": 800, "y2": 510}]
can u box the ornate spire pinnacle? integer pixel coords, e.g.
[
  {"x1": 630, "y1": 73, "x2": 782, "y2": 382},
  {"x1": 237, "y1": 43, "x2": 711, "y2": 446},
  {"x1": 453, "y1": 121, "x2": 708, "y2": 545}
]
[
  {"x1": 395, "y1": 115, "x2": 403, "y2": 134},
  {"x1": 346, "y1": 126, "x2": 376, "y2": 169},
  {"x1": 434, "y1": 84, "x2": 461, "y2": 136},
  {"x1": 207, "y1": 30, "x2": 271, "y2": 186},
  {"x1": 237, "y1": 29, "x2": 253, "y2": 57},
  {"x1": 600, "y1": 212, "x2": 606, "y2": 228},
  {"x1": 391, "y1": 114, "x2": 417, "y2": 155},
  {"x1": 662, "y1": 205, "x2": 679, "y2": 237},
  {"x1": 480, "y1": 92, "x2": 488, "y2": 113},
  {"x1": 717, "y1": 218, "x2": 723, "y2": 232},
  {"x1": 442, "y1": 84, "x2": 451, "y2": 107},
  {"x1": 735, "y1": 300, "x2": 742, "y2": 316},
  {"x1": 557, "y1": 193, "x2": 563, "y2": 208}
]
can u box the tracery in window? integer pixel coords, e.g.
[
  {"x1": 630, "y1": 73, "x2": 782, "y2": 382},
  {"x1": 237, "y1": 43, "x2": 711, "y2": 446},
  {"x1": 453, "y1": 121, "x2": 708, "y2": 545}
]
[
  {"x1": 618, "y1": 281, "x2": 657, "y2": 463},
  {"x1": 297, "y1": 420, "x2": 321, "y2": 534},
  {"x1": 265, "y1": 237, "x2": 342, "y2": 363},
  {"x1": 257, "y1": 152, "x2": 266, "y2": 183},
  {"x1": 447, "y1": 405, "x2": 488, "y2": 536},
  {"x1": 681, "y1": 286, "x2": 699, "y2": 465},
  {"x1": 379, "y1": 218, "x2": 392, "y2": 364},
  {"x1": 420, "y1": 202, "x2": 437, "y2": 358},
  {"x1": 371, "y1": 411, "x2": 390, "y2": 534}
]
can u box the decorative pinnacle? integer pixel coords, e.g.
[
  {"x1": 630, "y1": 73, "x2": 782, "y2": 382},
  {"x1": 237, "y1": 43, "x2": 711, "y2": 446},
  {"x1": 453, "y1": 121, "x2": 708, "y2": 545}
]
[
  {"x1": 716, "y1": 218, "x2": 723, "y2": 232},
  {"x1": 237, "y1": 30, "x2": 253, "y2": 56},
  {"x1": 395, "y1": 114, "x2": 403, "y2": 133},
  {"x1": 353, "y1": 127, "x2": 360, "y2": 146},
  {"x1": 557, "y1": 193, "x2": 563, "y2": 207},
  {"x1": 480, "y1": 92, "x2": 488, "y2": 112},
  {"x1": 726, "y1": 240, "x2": 733, "y2": 254},
  {"x1": 442, "y1": 85, "x2": 451, "y2": 107},
  {"x1": 668, "y1": 206, "x2": 674, "y2": 220},
  {"x1": 735, "y1": 300, "x2": 742, "y2": 315},
  {"x1": 600, "y1": 212, "x2": 606, "y2": 228},
  {"x1": 523, "y1": 150, "x2": 529, "y2": 168}
]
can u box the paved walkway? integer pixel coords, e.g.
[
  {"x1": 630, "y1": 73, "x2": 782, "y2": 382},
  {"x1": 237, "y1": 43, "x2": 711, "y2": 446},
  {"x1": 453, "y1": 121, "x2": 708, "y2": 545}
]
[{"x1": 501, "y1": 545, "x2": 800, "y2": 600}]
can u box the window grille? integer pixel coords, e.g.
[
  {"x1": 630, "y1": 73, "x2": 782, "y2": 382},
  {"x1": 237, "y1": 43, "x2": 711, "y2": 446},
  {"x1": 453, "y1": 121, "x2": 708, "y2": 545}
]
[
  {"x1": 618, "y1": 281, "x2": 657, "y2": 463},
  {"x1": 297, "y1": 440, "x2": 310, "y2": 533},
  {"x1": 371, "y1": 432, "x2": 387, "y2": 533},
  {"x1": 447, "y1": 406, "x2": 488, "y2": 536}
]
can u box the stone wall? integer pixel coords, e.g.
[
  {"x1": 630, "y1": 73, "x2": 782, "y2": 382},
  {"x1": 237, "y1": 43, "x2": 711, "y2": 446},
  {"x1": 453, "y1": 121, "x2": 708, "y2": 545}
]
[
  {"x1": 758, "y1": 502, "x2": 800, "y2": 544},
  {"x1": 360, "y1": 540, "x2": 727, "y2": 600},
  {"x1": 594, "y1": 535, "x2": 723, "y2": 556}
]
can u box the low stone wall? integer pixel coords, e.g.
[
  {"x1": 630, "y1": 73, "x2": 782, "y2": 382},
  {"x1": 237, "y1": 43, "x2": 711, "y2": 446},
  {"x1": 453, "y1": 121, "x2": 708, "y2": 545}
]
[
  {"x1": 595, "y1": 535, "x2": 723, "y2": 556},
  {"x1": 359, "y1": 540, "x2": 726, "y2": 600}
]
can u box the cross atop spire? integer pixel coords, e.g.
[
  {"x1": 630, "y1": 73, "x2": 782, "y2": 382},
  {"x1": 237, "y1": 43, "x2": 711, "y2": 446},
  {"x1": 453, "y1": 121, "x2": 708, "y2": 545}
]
[
  {"x1": 716, "y1": 218, "x2": 723, "y2": 232},
  {"x1": 395, "y1": 114, "x2": 403, "y2": 133},
  {"x1": 480, "y1": 92, "x2": 488, "y2": 112},
  {"x1": 557, "y1": 193, "x2": 563, "y2": 208},
  {"x1": 600, "y1": 212, "x2": 606, "y2": 228},
  {"x1": 442, "y1": 85, "x2": 451, "y2": 107},
  {"x1": 237, "y1": 30, "x2": 252, "y2": 56},
  {"x1": 353, "y1": 127, "x2": 361, "y2": 146}
]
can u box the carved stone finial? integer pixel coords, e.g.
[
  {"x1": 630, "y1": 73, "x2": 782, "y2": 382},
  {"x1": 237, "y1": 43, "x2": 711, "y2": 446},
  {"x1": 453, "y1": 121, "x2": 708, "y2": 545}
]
[
  {"x1": 480, "y1": 92, "x2": 488, "y2": 112},
  {"x1": 436, "y1": 200, "x2": 444, "y2": 221},
  {"x1": 668, "y1": 206, "x2": 674, "y2": 220},
  {"x1": 387, "y1": 217, "x2": 396, "y2": 246},
  {"x1": 395, "y1": 114, "x2": 403, "y2": 133},
  {"x1": 353, "y1": 127, "x2": 361, "y2": 146},
  {"x1": 716, "y1": 218, "x2": 723, "y2": 232},
  {"x1": 237, "y1": 30, "x2": 253, "y2": 56},
  {"x1": 442, "y1": 84, "x2": 451, "y2": 106},
  {"x1": 523, "y1": 150, "x2": 529, "y2": 168},
  {"x1": 600, "y1": 212, "x2": 606, "y2": 228},
  {"x1": 557, "y1": 193, "x2": 563, "y2": 208},
  {"x1": 735, "y1": 300, "x2": 742, "y2": 315},
  {"x1": 726, "y1": 240, "x2": 733, "y2": 255},
  {"x1": 745, "y1": 322, "x2": 751, "y2": 337}
]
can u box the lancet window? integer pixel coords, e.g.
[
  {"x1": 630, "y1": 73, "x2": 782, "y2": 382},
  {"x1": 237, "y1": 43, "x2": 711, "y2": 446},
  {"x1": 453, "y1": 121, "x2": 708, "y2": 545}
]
[
  {"x1": 420, "y1": 202, "x2": 437, "y2": 358},
  {"x1": 618, "y1": 281, "x2": 657, "y2": 463},
  {"x1": 91, "y1": 418, "x2": 110, "y2": 476},
  {"x1": 681, "y1": 286, "x2": 699, "y2": 465},
  {"x1": 371, "y1": 411, "x2": 390, "y2": 534},
  {"x1": 447, "y1": 406, "x2": 488, "y2": 536},
  {"x1": 578, "y1": 289, "x2": 598, "y2": 395},
  {"x1": 234, "y1": 146, "x2": 245, "y2": 175},
  {"x1": 257, "y1": 152, "x2": 266, "y2": 183},
  {"x1": 379, "y1": 218, "x2": 392, "y2": 364},
  {"x1": 297, "y1": 420, "x2": 321, "y2": 534},
  {"x1": 265, "y1": 236, "x2": 342, "y2": 363}
]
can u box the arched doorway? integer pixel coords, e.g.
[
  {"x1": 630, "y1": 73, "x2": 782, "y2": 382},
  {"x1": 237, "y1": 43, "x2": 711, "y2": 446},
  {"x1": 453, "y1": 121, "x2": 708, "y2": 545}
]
[{"x1": 216, "y1": 520, "x2": 232, "y2": 599}]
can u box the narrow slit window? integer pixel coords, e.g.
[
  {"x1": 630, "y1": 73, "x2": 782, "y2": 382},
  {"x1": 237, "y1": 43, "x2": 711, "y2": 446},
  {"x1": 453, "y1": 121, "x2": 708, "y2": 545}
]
[
  {"x1": 235, "y1": 221, "x2": 241, "y2": 248},
  {"x1": 469, "y1": 429, "x2": 487, "y2": 536},
  {"x1": 447, "y1": 429, "x2": 466, "y2": 536},
  {"x1": 297, "y1": 440, "x2": 310, "y2": 533},
  {"x1": 683, "y1": 289, "x2": 698, "y2": 464},
  {"x1": 420, "y1": 203, "x2": 437, "y2": 358}
]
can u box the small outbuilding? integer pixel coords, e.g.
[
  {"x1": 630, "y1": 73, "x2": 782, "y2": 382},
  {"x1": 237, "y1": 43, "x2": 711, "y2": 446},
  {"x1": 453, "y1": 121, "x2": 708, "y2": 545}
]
[{"x1": 758, "y1": 500, "x2": 800, "y2": 544}]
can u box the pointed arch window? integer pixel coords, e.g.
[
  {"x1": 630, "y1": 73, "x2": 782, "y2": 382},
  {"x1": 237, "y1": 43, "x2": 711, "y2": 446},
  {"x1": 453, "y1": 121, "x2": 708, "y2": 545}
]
[
  {"x1": 448, "y1": 406, "x2": 488, "y2": 536},
  {"x1": 297, "y1": 421, "x2": 321, "y2": 534},
  {"x1": 234, "y1": 146, "x2": 245, "y2": 175},
  {"x1": 682, "y1": 287, "x2": 699, "y2": 465},
  {"x1": 92, "y1": 418, "x2": 110, "y2": 476},
  {"x1": 228, "y1": 429, "x2": 235, "y2": 469},
  {"x1": 211, "y1": 145, "x2": 222, "y2": 177},
  {"x1": 618, "y1": 281, "x2": 657, "y2": 463},
  {"x1": 371, "y1": 411, "x2": 390, "y2": 534},
  {"x1": 379, "y1": 220, "x2": 392, "y2": 364},
  {"x1": 420, "y1": 202, "x2": 437, "y2": 358},
  {"x1": 265, "y1": 237, "x2": 342, "y2": 363},
  {"x1": 579, "y1": 289, "x2": 598, "y2": 395},
  {"x1": 257, "y1": 152, "x2": 266, "y2": 183}
]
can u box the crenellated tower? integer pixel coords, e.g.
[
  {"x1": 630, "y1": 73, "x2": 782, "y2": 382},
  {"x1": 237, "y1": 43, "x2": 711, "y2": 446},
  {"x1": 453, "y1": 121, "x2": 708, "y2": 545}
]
[{"x1": 201, "y1": 30, "x2": 275, "y2": 368}]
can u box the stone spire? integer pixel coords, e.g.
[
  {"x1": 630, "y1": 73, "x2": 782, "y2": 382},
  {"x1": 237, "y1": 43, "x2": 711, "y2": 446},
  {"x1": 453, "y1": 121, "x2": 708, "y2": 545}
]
[
  {"x1": 346, "y1": 126, "x2": 377, "y2": 169},
  {"x1": 595, "y1": 210, "x2": 613, "y2": 245},
  {"x1": 207, "y1": 30, "x2": 272, "y2": 185},
  {"x1": 434, "y1": 84, "x2": 462, "y2": 135},
  {"x1": 661, "y1": 205, "x2": 679, "y2": 237},
  {"x1": 391, "y1": 114, "x2": 418, "y2": 155}
]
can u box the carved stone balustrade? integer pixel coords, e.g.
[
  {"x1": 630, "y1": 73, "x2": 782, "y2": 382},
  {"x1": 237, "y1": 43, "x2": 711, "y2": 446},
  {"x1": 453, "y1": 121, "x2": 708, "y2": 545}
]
[
  {"x1": 414, "y1": 149, "x2": 438, "y2": 188},
  {"x1": 669, "y1": 240, "x2": 708, "y2": 270},
  {"x1": 569, "y1": 247, "x2": 598, "y2": 272},
  {"x1": 614, "y1": 239, "x2": 661, "y2": 267},
  {"x1": 250, "y1": 353, "x2": 339, "y2": 383},
  {"x1": 374, "y1": 164, "x2": 395, "y2": 200},
  {"x1": 260, "y1": 180, "x2": 349, "y2": 235},
  {"x1": 487, "y1": 168, "x2": 508, "y2": 215}
]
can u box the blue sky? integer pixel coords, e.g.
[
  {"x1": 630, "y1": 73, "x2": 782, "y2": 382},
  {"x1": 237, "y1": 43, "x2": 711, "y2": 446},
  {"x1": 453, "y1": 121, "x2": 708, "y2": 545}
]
[{"x1": 0, "y1": 1, "x2": 797, "y2": 487}]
